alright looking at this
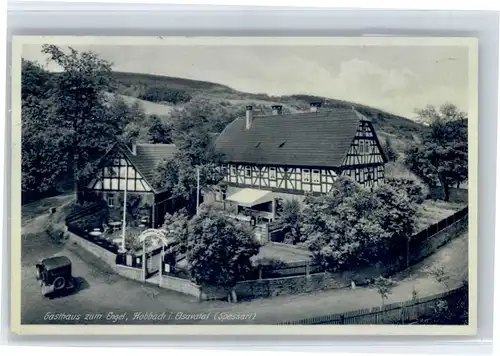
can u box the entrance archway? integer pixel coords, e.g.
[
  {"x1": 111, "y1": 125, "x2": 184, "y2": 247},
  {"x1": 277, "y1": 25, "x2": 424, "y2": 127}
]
[{"x1": 138, "y1": 229, "x2": 171, "y2": 285}]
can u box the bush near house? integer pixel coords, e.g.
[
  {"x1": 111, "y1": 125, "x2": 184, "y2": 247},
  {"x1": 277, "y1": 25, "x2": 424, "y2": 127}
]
[
  {"x1": 186, "y1": 207, "x2": 260, "y2": 301},
  {"x1": 301, "y1": 176, "x2": 418, "y2": 272},
  {"x1": 385, "y1": 176, "x2": 427, "y2": 204}
]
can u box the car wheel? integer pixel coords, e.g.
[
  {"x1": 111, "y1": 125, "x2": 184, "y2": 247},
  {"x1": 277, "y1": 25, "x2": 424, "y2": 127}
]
[{"x1": 53, "y1": 276, "x2": 66, "y2": 290}]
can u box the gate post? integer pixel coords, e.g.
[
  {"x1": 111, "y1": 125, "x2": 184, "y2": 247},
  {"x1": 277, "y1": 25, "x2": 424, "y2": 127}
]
[
  {"x1": 159, "y1": 245, "x2": 164, "y2": 287},
  {"x1": 142, "y1": 239, "x2": 146, "y2": 281}
]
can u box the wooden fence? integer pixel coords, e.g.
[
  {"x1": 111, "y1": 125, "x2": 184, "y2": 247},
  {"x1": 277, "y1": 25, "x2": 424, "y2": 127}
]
[
  {"x1": 410, "y1": 206, "x2": 468, "y2": 248},
  {"x1": 279, "y1": 286, "x2": 466, "y2": 325},
  {"x1": 65, "y1": 201, "x2": 107, "y2": 225}
]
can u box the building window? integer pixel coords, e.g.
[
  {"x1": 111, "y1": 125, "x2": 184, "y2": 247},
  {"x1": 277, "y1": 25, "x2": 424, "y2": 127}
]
[
  {"x1": 312, "y1": 169, "x2": 320, "y2": 183},
  {"x1": 302, "y1": 169, "x2": 311, "y2": 183},
  {"x1": 220, "y1": 164, "x2": 228, "y2": 176},
  {"x1": 245, "y1": 166, "x2": 252, "y2": 178},
  {"x1": 269, "y1": 167, "x2": 276, "y2": 180},
  {"x1": 107, "y1": 193, "x2": 115, "y2": 207},
  {"x1": 359, "y1": 140, "x2": 371, "y2": 155},
  {"x1": 358, "y1": 140, "x2": 365, "y2": 154}
]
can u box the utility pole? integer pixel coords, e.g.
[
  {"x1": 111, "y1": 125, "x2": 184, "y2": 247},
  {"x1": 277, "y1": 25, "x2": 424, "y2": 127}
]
[
  {"x1": 196, "y1": 165, "x2": 200, "y2": 216},
  {"x1": 120, "y1": 163, "x2": 128, "y2": 253}
]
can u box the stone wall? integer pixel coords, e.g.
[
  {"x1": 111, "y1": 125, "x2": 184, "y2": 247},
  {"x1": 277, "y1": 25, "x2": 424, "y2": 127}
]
[
  {"x1": 67, "y1": 231, "x2": 117, "y2": 266},
  {"x1": 160, "y1": 274, "x2": 202, "y2": 298},
  {"x1": 235, "y1": 272, "x2": 349, "y2": 299},
  {"x1": 115, "y1": 264, "x2": 144, "y2": 281}
]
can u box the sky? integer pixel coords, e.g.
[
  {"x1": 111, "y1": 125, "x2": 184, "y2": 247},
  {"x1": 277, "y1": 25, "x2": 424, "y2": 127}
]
[{"x1": 22, "y1": 43, "x2": 470, "y2": 119}]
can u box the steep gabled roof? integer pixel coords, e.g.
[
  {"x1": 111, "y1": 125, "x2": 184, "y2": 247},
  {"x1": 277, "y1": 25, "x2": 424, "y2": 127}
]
[
  {"x1": 215, "y1": 109, "x2": 366, "y2": 168},
  {"x1": 120, "y1": 143, "x2": 178, "y2": 193}
]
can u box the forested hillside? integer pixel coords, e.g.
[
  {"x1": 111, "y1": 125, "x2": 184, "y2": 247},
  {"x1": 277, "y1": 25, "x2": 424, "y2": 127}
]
[{"x1": 22, "y1": 47, "x2": 444, "y2": 204}]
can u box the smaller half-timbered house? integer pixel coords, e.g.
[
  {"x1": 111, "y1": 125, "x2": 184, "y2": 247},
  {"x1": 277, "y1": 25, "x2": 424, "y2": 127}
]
[
  {"x1": 206, "y1": 103, "x2": 387, "y2": 222},
  {"x1": 86, "y1": 143, "x2": 178, "y2": 227}
]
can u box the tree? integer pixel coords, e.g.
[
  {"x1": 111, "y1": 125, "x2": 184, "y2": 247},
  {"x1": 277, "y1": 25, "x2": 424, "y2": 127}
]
[
  {"x1": 425, "y1": 263, "x2": 451, "y2": 290},
  {"x1": 383, "y1": 137, "x2": 398, "y2": 162},
  {"x1": 276, "y1": 199, "x2": 303, "y2": 245},
  {"x1": 303, "y1": 176, "x2": 417, "y2": 271},
  {"x1": 140, "y1": 85, "x2": 191, "y2": 104},
  {"x1": 373, "y1": 276, "x2": 395, "y2": 307},
  {"x1": 168, "y1": 97, "x2": 246, "y2": 134},
  {"x1": 21, "y1": 60, "x2": 69, "y2": 196},
  {"x1": 42, "y1": 45, "x2": 120, "y2": 203},
  {"x1": 187, "y1": 208, "x2": 260, "y2": 301},
  {"x1": 405, "y1": 103, "x2": 468, "y2": 201},
  {"x1": 162, "y1": 208, "x2": 189, "y2": 254},
  {"x1": 22, "y1": 70, "x2": 71, "y2": 196},
  {"x1": 152, "y1": 102, "x2": 225, "y2": 214},
  {"x1": 21, "y1": 59, "x2": 55, "y2": 101},
  {"x1": 385, "y1": 176, "x2": 427, "y2": 204},
  {"x1": 147, "y1": 114, "x2": 172, "y2": 144}
]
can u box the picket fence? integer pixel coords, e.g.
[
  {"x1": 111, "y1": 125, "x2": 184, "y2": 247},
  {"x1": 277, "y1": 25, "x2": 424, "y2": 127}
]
[{"x1": 280, "y1": 286, "x2": 466, "y2": 325}]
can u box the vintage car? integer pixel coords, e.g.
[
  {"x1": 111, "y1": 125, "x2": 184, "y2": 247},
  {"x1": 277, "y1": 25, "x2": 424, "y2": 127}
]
[{"x1": 35, "y1": 256, "x2": 75, "y2": 297}]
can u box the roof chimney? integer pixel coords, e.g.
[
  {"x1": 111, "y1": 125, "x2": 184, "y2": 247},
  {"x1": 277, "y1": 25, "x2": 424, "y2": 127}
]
[
  {"x1": 310, "y1": 102, "x2": 322, "y2": 113},
  {"x1": 131, "y1": 144, "x2": 137, "y2": 155},
  {"x1": 245, "y1": 106, "x2": 253, "y2": 129},
  {"x1": 271, "y1": 105, "x2": 283, "y2": 116}
]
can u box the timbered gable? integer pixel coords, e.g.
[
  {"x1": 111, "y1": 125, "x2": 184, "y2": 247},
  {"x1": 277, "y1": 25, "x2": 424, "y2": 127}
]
[
  {"x1": 342, "y1": 121, "x2": 386, "y2": 167},
  {"x1": 88, "y1": 143, "x2": 177, "y2": 194},
  {"x1": 88, "y1": 149, "x2": 153, "y2": 193},
  {"x1": 338, "y1": 120, "x2": 387, "y2": 189}
]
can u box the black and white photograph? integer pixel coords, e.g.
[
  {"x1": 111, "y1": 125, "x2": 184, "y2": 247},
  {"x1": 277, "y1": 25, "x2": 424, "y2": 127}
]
[{"x1": 10, "y1": 36, "x2": 478, "y2": 334}]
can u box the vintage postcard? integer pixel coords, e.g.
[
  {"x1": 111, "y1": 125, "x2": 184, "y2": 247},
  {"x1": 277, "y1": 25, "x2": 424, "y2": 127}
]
[{"x1": 10, "y1": 36, "x2": 478, "y2": 335}]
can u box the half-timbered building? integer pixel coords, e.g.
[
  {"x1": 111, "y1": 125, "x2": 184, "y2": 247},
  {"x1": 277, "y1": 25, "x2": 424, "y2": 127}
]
[
  {"x1": 86, "y1": 143, "x2": 178, "y2": 227},
  {"x1": 206, "y1": 103, "x2": 387, "y2": 223}
]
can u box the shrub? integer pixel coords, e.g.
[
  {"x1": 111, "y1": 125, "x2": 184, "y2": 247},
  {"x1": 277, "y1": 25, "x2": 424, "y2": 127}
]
[
  {"x1": 303, "y1": 177, "x2": 417, "y2": 272},
  {"x1": 383, "y1": 137, "x2": 398, "y2": 162},
  {"x1": 44, "y1": 220, "x2": 68, "y2": 244},
  {"x1": 276, "y1": 198, "x2": 303, "y2": 245},
  {"x1": 162, "y1": 208, "x2": 189, "y2": 254},
  {"x1": 187, "y1": 209, "x2": 260, "y2": 293},
  {"x1": 385, "y1": 176, "x2": 427, "y2": 204}
]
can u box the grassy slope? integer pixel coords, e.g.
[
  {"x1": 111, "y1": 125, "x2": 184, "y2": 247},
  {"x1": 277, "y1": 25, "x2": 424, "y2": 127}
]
[
  {"x1": 415, "y1": 200, "x2": 466, "y2": 232},
  {"x1": 103, "y1": 92, "x2": 174, "y2": 117}
]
